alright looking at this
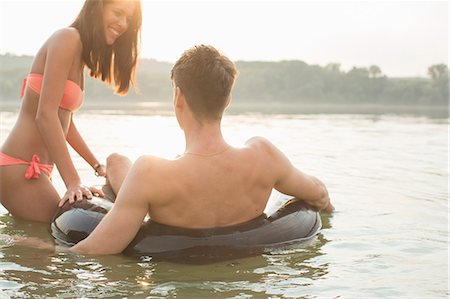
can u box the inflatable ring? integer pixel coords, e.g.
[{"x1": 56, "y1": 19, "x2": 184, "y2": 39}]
[{"x1": 51, "y1": 196, "x2": 321, "y2": 261}]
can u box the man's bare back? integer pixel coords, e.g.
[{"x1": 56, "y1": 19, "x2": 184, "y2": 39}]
[{"x1": 131, "y1": 138, "x2": 291, "y2": 228}]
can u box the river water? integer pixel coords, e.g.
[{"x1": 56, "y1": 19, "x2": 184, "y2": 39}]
[{"x1": 0, "y1": 104, "x2": 448, "y2": 298}]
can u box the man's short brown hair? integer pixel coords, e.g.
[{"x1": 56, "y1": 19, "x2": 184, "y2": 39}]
[{"x1": 171, "y1": 45, "x2": 238, "y2": 122}]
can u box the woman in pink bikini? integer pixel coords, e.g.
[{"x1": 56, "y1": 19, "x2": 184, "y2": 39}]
[{"x1": 0, "y1": 0, "x2": 142, "y2": 222}]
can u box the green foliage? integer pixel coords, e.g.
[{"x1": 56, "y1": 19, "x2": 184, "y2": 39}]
[
  {"x1": 0, "y1": 54, "x2": 447, "y2": 106},
  {"x1": 426, "y1": 64, "x2": 449, "y2": 104}
]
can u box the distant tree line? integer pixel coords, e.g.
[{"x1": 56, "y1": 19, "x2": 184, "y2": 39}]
[{"x1": 0, "y1": 53, "x2": 447, "y2": 106}]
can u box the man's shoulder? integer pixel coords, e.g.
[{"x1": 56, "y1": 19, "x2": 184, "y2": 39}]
[
  {"x1": 135, "y1": 155, "x2": 171, "y2": 169},
  {"x1": 243, "y1": 136, "x2": 288, "y2": 169},
  {"x1": 133, "y1": 155, "x2": 181, "y2": 177},
  {"x1": 130, "y1": 155, "x2": 181, "y2": 202},
  {"x1": 245, "y1": 136, "x2": 276, "y2": 153}
]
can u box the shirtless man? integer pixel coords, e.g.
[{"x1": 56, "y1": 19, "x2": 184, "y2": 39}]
[{"x1": 72, "y1": 45, "x2": 333, "y2": 255}]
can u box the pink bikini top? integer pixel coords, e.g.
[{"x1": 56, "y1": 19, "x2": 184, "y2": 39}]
[{"x1": 21, "y1": 73, "x2": 84, "y2": 112}]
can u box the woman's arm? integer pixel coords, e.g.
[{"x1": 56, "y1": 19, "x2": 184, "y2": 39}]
[
  {"x1": 66, "y1": 117, "x2": 106, "y2": 177},
  {"x1": 35, "y1": 29, "x2": 92, "y2": 203}
]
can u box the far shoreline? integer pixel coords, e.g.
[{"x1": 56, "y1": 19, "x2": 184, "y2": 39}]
[{"x1": 1, "y1": 101, "x2": 448, "y2": 118}]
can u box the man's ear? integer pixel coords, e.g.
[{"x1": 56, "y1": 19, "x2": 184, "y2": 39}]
[
  {"x1": 174, "y1": 86, "x2": 185, "y2": 108},
  {"x1": 225, "y1": 95, "x2": 232, "y2": 109}
]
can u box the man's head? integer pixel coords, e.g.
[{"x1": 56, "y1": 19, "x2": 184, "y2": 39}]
[{"x1": 171, "y1": 45, "x2": 238, "y2": 123}]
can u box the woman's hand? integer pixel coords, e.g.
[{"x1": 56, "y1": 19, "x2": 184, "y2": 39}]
[
  {"x1": 58, "y1": 183, "x2": 93, "y2": 207},
  {"x1": 89, "y1": 185, "x2": 105, "y2": 198},
  {"x1": 94, "y1": 163, "x2": 107, "y2": 177}
]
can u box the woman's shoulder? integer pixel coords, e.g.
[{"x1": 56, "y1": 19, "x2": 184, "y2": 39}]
[{"x1": 47, "y1": 28, "x2": 82, "y2": 49}]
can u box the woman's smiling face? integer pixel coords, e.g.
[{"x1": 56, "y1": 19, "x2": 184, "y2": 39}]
[{"x1": 102, "y1": 1, "x2": 135, "y2": 45}]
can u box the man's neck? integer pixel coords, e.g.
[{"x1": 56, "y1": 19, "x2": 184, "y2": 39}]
[{"x1": 183, "y1": 121, "x2": 229, "y2": 156}]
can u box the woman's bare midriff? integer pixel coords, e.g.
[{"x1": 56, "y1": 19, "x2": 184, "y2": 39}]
[{"x1": 1, "y1": 92, "x2": 72, "y2": 165}]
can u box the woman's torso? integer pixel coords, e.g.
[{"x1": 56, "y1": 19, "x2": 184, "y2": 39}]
[{"x1": 1, "y1": 28, "x2": 84, "y2": 165}]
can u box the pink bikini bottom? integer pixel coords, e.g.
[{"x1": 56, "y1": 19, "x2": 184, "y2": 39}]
[{"x1": 0, "y1": 152, "x2": 53, "y2": 179}]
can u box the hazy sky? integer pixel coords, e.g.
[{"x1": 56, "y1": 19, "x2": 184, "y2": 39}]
[{"x1": 0, "y1": 0, "x2": 448, "y2": 77}]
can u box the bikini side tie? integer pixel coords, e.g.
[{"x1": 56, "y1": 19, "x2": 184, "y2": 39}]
[{"x1": 25, "y1": 154, "x2": 52, "y2": 180}]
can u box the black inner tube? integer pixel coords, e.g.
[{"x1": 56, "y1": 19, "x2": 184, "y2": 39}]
[{"x1": 51, "y1": 196, "x2": 321, "y2": 262}]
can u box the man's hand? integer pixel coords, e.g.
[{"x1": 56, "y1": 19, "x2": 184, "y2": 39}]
[{"x1": 321, "y1": 200, "x2": 335, "y2": 213}]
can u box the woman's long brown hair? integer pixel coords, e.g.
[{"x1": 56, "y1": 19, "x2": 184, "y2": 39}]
[{"x1": 71, "y1": 0, "x2": 142, "y2": 94}]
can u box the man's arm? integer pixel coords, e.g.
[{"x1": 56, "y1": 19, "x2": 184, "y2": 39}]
[
  {"x1": 276, "y1": 167, "x2": 334, "y2": 212},
  {"x1": 71, "y1": 157, "x2": 151, "y2": 255},
  {"x1": 249, "y1": 137, "x2": 333, "y2": 212}
]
